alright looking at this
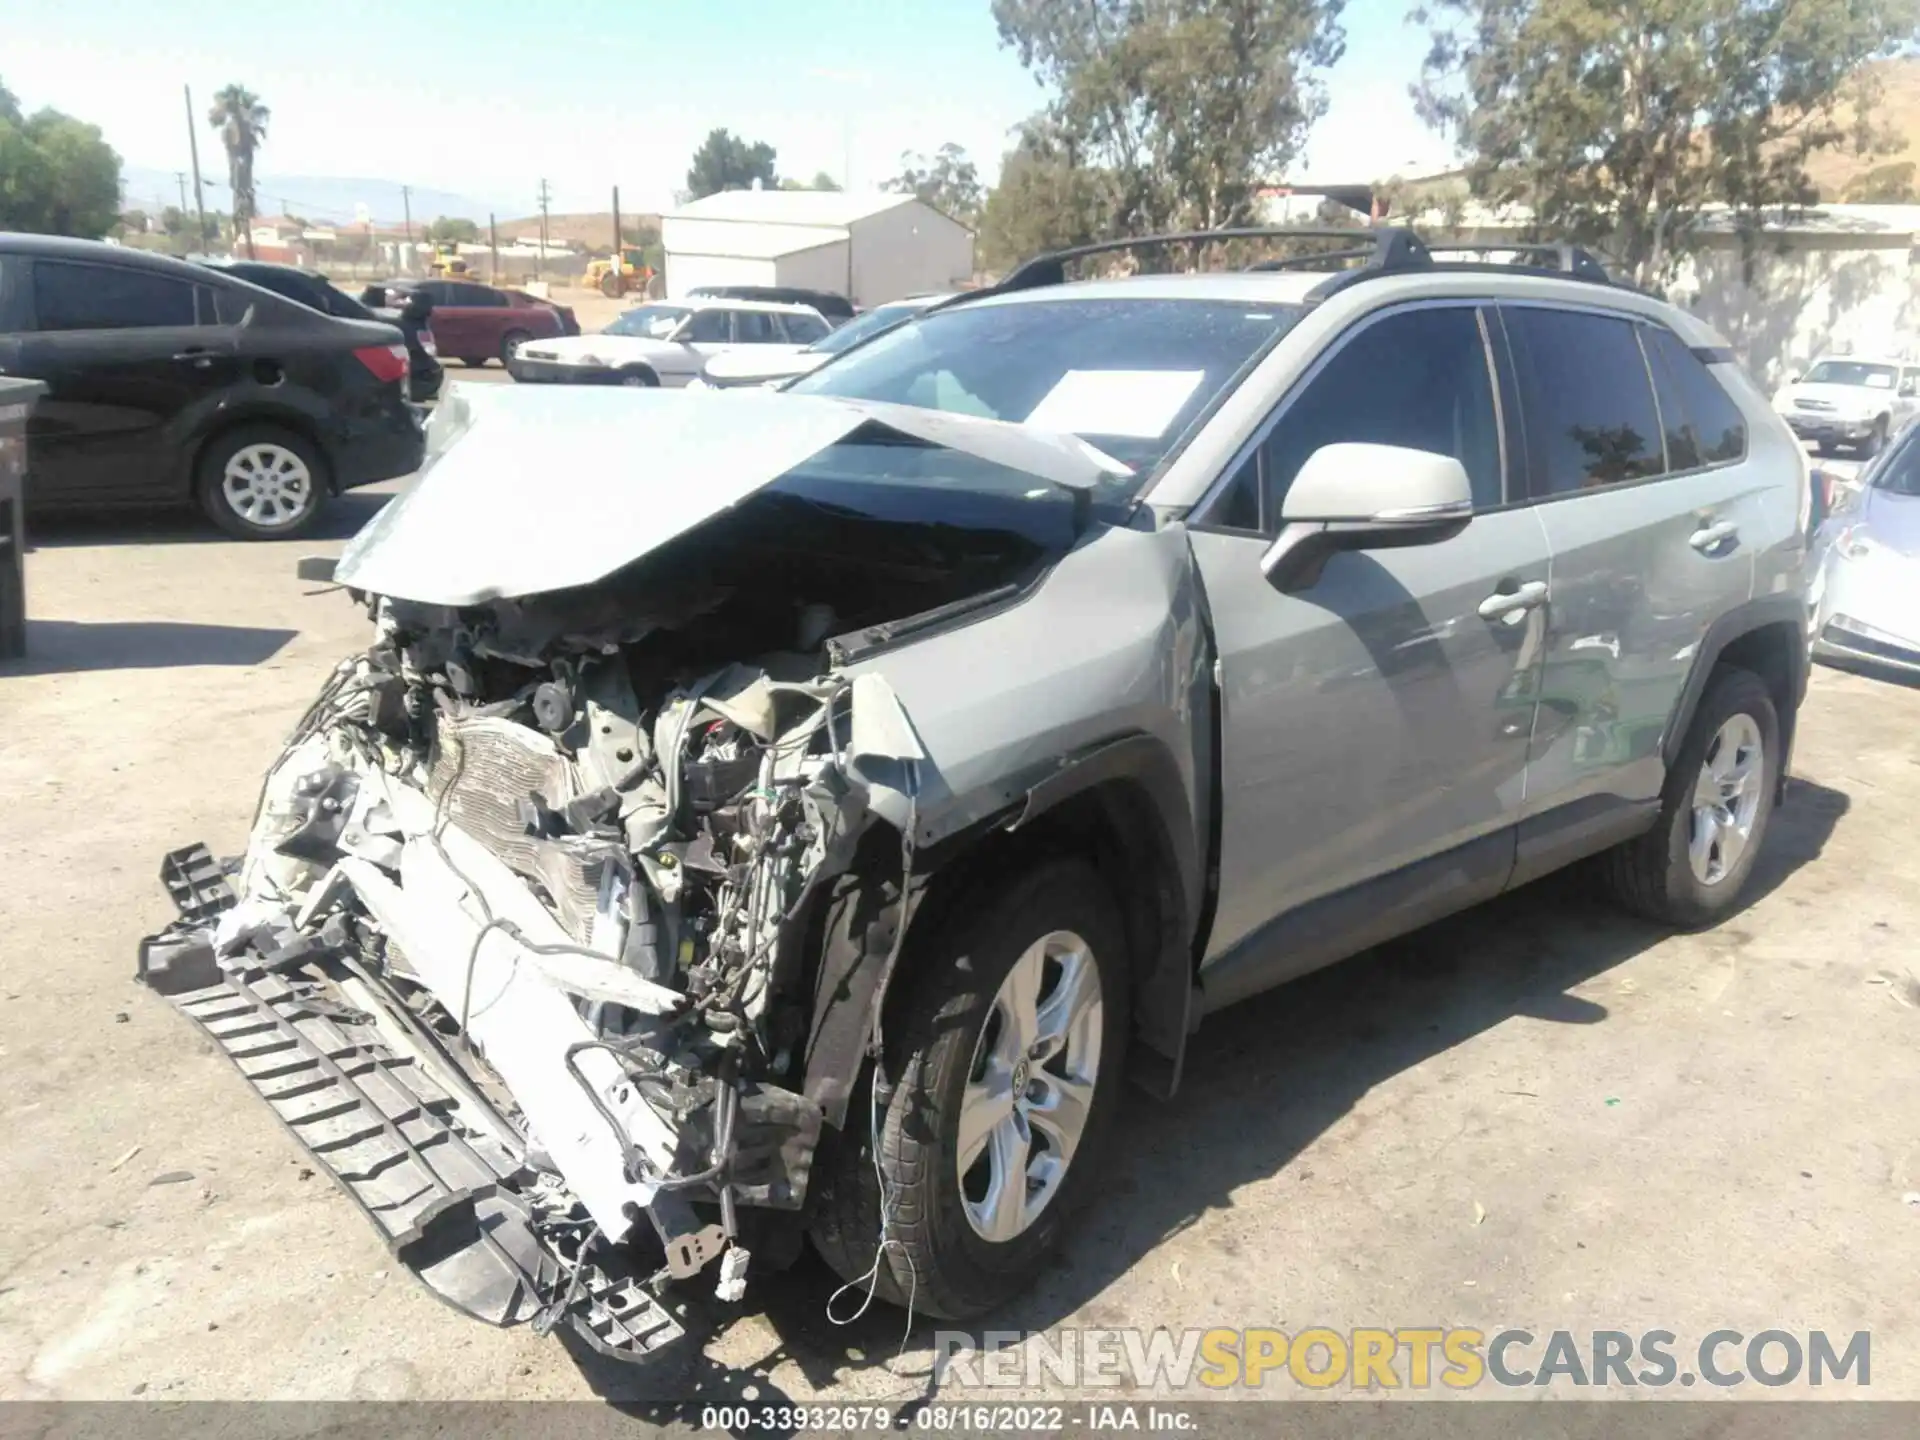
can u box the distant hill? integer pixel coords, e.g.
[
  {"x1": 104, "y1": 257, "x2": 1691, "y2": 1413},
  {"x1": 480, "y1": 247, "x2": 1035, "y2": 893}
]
[
  {"x1": 1803, "y1": 57, "x2": 1920, "y2": 202},
  {"x1": 496, "y1": 211, "x2": 663, "y2": 251},
  {"x1": 120, "y1": 167, "x2": 510, "y2": 227}
]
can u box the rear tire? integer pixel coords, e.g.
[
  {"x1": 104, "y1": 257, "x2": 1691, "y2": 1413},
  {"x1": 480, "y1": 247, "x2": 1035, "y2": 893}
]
[
  {"x1": 809, "y1": 859, "x2": 1130, "y2": 1321},
  {"x1": 1598, "y1": 666, "x2": 1779, "y2": 928},
  {"x1": 195, "y1": 425, "x2": 328, "y2": 541},
  {"x1": 600, "y1": 272, "x2": 622, "y2": 299}
]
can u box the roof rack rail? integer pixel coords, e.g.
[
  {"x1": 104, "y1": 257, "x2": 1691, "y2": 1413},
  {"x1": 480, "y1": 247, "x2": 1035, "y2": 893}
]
[{"x1": 994, "y1": 226, "x2": 1432, "y2": 293}]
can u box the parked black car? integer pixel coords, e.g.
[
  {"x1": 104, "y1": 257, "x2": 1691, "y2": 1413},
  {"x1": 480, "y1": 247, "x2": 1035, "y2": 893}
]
[
  {"x1": 203, "y1": 259, "x2": 443, "y2": 402},
  {"x1": 0, "y1": 235, "x2": 423, "y2": 540},
  {"x1": 686, "y1": 284, "x2": 856, "y2": 323}
]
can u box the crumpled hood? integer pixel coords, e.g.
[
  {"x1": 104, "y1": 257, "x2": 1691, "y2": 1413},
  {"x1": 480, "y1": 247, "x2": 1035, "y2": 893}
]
[{"x1": 334, "y1": 384, "x2": 1130, "y2": 606}]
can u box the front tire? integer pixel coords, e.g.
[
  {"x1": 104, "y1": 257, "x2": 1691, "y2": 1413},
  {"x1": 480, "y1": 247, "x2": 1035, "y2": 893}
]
[
  {"x1": 1857, "y1": 417, "x2": 1889, "y2": 458},
  {"x1": 1599, "y1": 666, "x2": 1779, "y2": 927},
  {"x1": 809, "y1": 859, "x2": 1130, "y2": 1320},
  {"x1": 500, "y1": 329, "x2": 530, "y2": 365},
  {"x1": 195, "y1": 425, "x2": 327, "y2": 540},
  {"x1": 618, "y1": 366, "x2": 659, "y2": 388}
]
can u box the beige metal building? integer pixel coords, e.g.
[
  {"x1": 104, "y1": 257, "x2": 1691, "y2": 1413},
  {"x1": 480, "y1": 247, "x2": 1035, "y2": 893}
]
[{"x1": 661, "y1": 190, "x2": 974, "y2": 307}]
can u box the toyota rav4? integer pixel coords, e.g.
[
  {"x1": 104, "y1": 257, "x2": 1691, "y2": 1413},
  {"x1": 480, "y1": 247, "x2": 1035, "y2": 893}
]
[{"x1": 139, "y1": 229, "x2": 1809, "y2": 1366}]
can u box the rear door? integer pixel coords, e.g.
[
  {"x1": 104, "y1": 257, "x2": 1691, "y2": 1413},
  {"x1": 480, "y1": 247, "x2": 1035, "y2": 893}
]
[
  {"x1": 1187, "y1": 301, "x2": 1552, "y2": 964},
  {"x1": 12, "y1": 257, "x2": 236, "y2": 505},
  {"x1": 1500, "y1": 304, "x2": 1759, "y2": 835},
  {"x1": 424, "y1": 282, "x2": 492, "y2": 361},
  {"x1": 658, "y1": 307, "x2": 732, "y2": 384}
]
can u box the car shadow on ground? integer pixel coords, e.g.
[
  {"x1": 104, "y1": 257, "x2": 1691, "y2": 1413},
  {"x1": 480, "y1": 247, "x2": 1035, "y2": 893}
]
[
  {"x1": 559, "y1": 777, "x2": 1851, "y2": 1425},
  {"x1": 22, "y1": 491, "x2": 394, "y2": 549},
  {"x1": 1, "y1": 618, "x2": 298, "y2": 675}
]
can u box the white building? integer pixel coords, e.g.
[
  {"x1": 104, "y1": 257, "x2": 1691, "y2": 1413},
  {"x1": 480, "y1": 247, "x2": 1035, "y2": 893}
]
[
  {"x1": 661, "y1": 190, "x2": 974, "y2": 307},
  {"x1": 1396, "y1": 186, "x2": 1920, "y2": 389}
]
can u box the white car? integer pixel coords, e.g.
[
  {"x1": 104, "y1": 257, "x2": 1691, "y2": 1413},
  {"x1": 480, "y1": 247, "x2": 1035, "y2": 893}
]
[
  {"x1": 1773, "y1": 355, "x2": 1920, "y2": 457},
  {"x1": 692, "y1": 294, "x2": 953, "y2": 389},
  {"x1": 506, "y1": 298, "x2": 830, "y2": 388}
]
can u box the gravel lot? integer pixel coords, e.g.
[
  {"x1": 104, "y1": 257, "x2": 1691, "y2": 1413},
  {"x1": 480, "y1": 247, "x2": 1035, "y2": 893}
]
[{"x1": 3, "y1": 442, "x2": 1917, "y2": 1407}]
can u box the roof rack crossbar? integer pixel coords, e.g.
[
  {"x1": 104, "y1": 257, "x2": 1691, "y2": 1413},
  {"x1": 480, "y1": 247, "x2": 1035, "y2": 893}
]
[
  {"x1": 995, "y1": 225, "x2": 1431, "y2": 293},
  {"x1": 1421, "y1": 241, "x2": 1612, "y2": 282}
]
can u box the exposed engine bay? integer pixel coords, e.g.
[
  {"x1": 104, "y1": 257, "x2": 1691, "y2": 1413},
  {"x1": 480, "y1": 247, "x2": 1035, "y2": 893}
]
[{"x1": 135, "y1": 495, "x2": 1048, "y2": 1362}]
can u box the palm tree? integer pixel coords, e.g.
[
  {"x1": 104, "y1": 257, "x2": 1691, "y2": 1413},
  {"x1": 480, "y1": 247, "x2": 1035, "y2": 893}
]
[{"x1": 207, "y1": 85, "x2": 270, "y2": 258}]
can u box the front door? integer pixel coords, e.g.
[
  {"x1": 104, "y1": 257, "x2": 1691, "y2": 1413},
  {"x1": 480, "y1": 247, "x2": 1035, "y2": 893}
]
[
  {"x1": 1186, "y1": 301, "x2": 1550, "y2": 964},
  {"x1": 12, "y1": 257, "x2": 226, "y2": 506}
]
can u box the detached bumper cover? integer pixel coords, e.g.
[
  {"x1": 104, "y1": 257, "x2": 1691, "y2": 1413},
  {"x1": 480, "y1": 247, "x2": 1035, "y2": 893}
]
[{"x1": 138, "y1": 848, "x2": 689, "y2": 1364}]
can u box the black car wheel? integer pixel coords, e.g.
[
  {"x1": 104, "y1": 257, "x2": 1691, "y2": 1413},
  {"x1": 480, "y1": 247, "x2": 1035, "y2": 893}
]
[
  {"x1": 1858, "y1": 417, "x2": 1889, "y2": 458},
  {"x1": 500, "y1": 329, "x2": 531, "y2": 365},
  {"x1": 196, "y1": 425, "x2": 328, "y2": 541},
  {"x1": 618, "y1": 367, "x2": 659, "y2": 387},
  {"x1": 458, "y1": 356, "x2": 489, "y2": 368},
  {"x1": 809, "y1": 858, "x2": 1130, "y2": 1320}
]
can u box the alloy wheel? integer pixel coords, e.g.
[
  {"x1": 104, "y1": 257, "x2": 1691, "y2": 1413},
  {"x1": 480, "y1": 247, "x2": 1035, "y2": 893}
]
[
  {"x1": 1688, "y1": 713, "x2": 1764, "y2": 885},
  {"x1": 221, "y1": 444, "x2": 313, "y2": 531},
  {"x1": 957, "y1": 930, "x2": 1103, "y2": 1243}
]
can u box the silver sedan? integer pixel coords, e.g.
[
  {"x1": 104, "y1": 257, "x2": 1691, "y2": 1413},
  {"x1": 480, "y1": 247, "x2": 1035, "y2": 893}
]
[{"x1": 1808, "y1": 426, "x2": 1920, "y2": 675}]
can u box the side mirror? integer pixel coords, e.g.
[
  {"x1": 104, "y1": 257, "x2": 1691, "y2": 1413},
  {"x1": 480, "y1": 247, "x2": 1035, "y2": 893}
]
[
  {"x1": 1901, "y1": 383, "x2": 1916, "y2": 398},
  {"x1": 1260, "y1": 442, "x2": 1474, "y2": 592},
  {"x1": 669, "y1": 321, "x2": 698, "y2": 344}
]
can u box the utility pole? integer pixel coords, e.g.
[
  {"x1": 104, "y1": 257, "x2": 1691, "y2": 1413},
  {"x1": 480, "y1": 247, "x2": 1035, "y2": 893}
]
[
  {"x1": 183, "y1": 85, "x2": 210, "y2": 253},
  {"x1": 489, "y1": 213, "x2": 499, "y2": 284},
  {"x1": 537, "y1": 177, "x2": 552, "y2": 282},
  {"x1": 611, "y1": 184, "x2": 623, "y2": 284},
  {"x1": 401, "y1": 185, "x2": 413, "y2": 272},
  {"x1": 536, "y1": 179, "x2": 552, "y2": 283},
  {"x1": 174, "y1": 171, "x2": 188, "y2": 213}
]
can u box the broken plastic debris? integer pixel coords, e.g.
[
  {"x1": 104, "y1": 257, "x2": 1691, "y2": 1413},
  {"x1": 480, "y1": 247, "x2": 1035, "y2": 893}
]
[
  {"x1": 108, "y1": 1145, "x2": 142, "y2": 1173},
  {"x1": 1472, "y1": 1201, "x2": 1487, "y2": 1227}
]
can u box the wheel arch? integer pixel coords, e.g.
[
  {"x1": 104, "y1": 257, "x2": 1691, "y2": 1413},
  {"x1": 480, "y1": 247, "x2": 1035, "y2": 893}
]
[
  {"x1": 1662, "y1": 594, "x2": 1808, "y2": 805},
  {"x1": 185, "y1": 408, "x2": 335, "y2": 495},
  {"x1": 617, "y1": 362, "x2": 660, "y2": 386},
  {"x1": 797, "y1": 735, "x2": 1201, "y2": 1129}
]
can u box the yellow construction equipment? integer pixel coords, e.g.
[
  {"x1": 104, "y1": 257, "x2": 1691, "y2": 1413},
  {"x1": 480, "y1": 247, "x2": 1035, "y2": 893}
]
[
  {"x1": 430, "y1": 245, "x2": 472, "y2": 278},
  {"x1": 584, "y1": 248, "x2": 655, "y2": 298}
]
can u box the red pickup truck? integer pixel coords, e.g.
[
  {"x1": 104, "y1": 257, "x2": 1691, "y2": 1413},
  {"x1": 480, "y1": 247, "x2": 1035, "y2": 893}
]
[{"x1": 363, "y1": 280, "x2": 576, "y2": 368}]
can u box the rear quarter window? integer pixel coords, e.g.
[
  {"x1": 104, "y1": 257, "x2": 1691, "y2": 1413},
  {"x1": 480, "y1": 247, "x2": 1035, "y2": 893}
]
[{"x1": 1641, "y1": 324, "x2": 1747, "y2": 469}]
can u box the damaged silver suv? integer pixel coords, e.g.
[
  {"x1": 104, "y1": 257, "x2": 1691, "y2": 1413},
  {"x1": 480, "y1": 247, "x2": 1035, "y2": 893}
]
[{"x1": 139, "y1": 228, "x2": 1810, "y2": 1364}]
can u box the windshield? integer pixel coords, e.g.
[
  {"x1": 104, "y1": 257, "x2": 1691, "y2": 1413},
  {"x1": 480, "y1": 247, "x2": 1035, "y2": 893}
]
[
  {"x1": 604, "y1": 304, "x2": 691, "y2": 339},
  {"x1": 1804, "y1": 360, "x2": 1898, "y2": 390},
  {"x1": 786, "y1": 296, "x2": 1300, "y2": 489},
  {"x1": 807, "y1": 302, "x2": 929, "y2": 357}
]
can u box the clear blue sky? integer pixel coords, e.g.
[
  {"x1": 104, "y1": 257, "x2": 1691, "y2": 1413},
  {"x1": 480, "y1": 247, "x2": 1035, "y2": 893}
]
[{"x1": 7, "y1": 0, "x2": 1452, "y2": 219}]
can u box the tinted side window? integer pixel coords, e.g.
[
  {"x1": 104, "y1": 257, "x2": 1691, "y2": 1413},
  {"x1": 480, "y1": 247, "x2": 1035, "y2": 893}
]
[
  {"x1": 33, "y1": 261, "x2": 196, "y2": 331},
  {"x1": 456, "y1": 284, "x2": 505, "y2": 307},
  {"x1": 1503, "y1": 307, "x2": 1664, "y2": 493},
  {"x1": 1642, "y1": 325, "x2": 1747, "y2": 470},
  {"x1": 733, "y1": 310, "x2": 779, "y2": 343},
  {"x1": 684, "y1": 309, "x2": 731, "y2": 343},
  {"x1": 780, "y1": 312, "x2": 828, "y2": 344},
  {"x1": 1208, "y1": 304, "x2": 1502, "y2": 531},
  {"x1": 0, "y1": 256, "x2": 28, "y2": 332}
]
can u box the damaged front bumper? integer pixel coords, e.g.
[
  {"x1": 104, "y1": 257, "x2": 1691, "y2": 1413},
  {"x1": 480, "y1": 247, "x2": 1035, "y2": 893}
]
[{"x1": 139, "y1": 631, "x2": 921, "y2": 1364}]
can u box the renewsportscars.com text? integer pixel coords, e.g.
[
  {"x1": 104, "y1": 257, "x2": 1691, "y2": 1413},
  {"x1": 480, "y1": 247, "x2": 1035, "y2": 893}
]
[{"x1": 933, "y1": 1326, "x2": 1871, "y2": 1391}]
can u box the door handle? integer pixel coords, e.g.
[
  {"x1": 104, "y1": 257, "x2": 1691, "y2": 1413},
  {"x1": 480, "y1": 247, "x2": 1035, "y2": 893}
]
[
  {"x1": 1478, "y1": 579, "x2": 1548, "y2": 621},
  {"x1": 1690, "y1": 519, "x2": 1740, "y2": 553},
  {"x1": 172, "y1": 350, "x2": 215, "y2": 369}
]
